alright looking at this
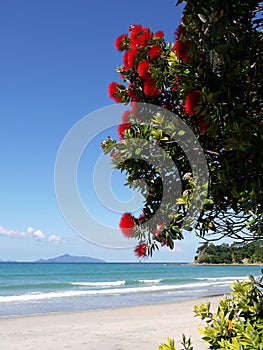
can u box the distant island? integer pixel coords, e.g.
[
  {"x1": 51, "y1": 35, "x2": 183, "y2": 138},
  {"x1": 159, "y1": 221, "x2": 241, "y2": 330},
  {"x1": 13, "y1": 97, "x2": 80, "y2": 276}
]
[
  {"x1": 36, "y1": 254, "x2": 105, "y2": 263},
  {"x1": 195, "y1": 241, "x2": 263, "y2": 264}
]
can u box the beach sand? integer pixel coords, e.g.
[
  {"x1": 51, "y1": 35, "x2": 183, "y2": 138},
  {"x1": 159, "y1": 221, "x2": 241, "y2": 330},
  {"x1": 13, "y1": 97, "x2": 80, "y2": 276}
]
[{"x1": 0, "y1": 295, "x2": 222, "y2": 350}]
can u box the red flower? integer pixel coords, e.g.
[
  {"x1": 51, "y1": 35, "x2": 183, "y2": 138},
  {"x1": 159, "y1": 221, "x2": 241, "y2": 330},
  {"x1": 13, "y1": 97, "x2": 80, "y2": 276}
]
[
  {"x1": 119, "y1": 213, "x2": 135, "y2": 238},
  {"x1": 143, "y1": 77, "x2": 161, "y2": 97},
  {"x1": 127, "y1": 83, "x2": 140, "y2": 101},
  {"x1": 154, "y1": 30, "x2": 164, "y2": 38},
  {"x1": 132, "y1": 30, "x2": 152, "y2": 49},
  {"x1": 123, "y1": 51, "x2": 130, "y2": 69},
  {"x1": 121, "y1": 110, "x2": 133, "y2": 123},
  {"x1": 139, "y1": 212, "x2": 146, "y2": 222},
  {"x1": 108, "y1": 82, "x2": 118, "y2": 97},
  {"x1": 161, "y1": 240, "x2": 169, "y2": 247},
  {"x1": 115, "y1": 34, "x2": 128, "y2": 51},
  {"x1": 129, "y1": 25, "x2": 152, "y2": 50},
  {"x1": 148, "y1": 45, "x2": 162, "y2": 60},
  {"x1": 153, "y1": 222, "x2": 166, "y2": 237},
  {"x1": 123, "y1": 49, "x2": 138, "y2": 69},
  {"x1": 129, "y1": 24, "x2": 146, "y2": 39},
  {"x1": 117, "y1": 122, "x2": 131, "y2": 139},
  {"x1": 184, "y1": 91, "x2": 201, "y2": 116},
  {"x1": 152, "y1": 229, "x2": 162, "y2": 237},
  {"x1": 172, "y1": 77, "x2": 181, "y2": 91},
  {"x1": 173, "y1": 41, "x2": 191, "y2": 62},
  {"x1": 108, "y1": 82, "x2": 122, "y2": 103},
  {"x1": 175, "y1": 25, "x2": 186, "y2": 40},
  {"x1": 134, "y1": 242, "x2": 147, "y2": 258},
  {"x1": 137, "y1": 60, "x2": 150, "y2": 79},
  {"x1": 131, "y1": 101, "x2": 137, "y2": 113},
  {"x1": 128, "y1": 93, "x2": 140, "y2": 102},
  {"x1": 199, "y1": 117, "x2": 209, "y2": 134}
]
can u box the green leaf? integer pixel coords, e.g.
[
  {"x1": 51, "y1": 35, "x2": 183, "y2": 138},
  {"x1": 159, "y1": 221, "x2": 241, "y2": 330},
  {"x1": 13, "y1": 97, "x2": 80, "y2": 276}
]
[
  {"x1": 135, "y1": 148, "x2": 142, "y2": 155},
  {"x1": 204, "y1": 199, "x2": 214, "y2": 205}
]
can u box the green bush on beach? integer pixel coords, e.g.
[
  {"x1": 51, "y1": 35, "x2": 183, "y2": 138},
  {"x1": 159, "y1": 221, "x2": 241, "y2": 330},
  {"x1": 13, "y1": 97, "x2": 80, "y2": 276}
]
[{"x1": 159, "y1": 277, "x2": 263, "y2": 350}]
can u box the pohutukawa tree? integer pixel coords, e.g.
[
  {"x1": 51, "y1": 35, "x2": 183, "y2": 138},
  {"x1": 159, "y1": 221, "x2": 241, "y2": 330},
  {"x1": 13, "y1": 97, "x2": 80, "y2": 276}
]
[{"x1": 102, "y1": 0, "x2": 263, "y2": 257}]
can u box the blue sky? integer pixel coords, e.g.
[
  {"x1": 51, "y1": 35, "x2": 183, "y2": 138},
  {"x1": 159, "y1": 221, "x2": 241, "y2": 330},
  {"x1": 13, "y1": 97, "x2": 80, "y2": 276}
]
[{"x1": 0, "y1": 0, "x2": 204, "y2": 262}]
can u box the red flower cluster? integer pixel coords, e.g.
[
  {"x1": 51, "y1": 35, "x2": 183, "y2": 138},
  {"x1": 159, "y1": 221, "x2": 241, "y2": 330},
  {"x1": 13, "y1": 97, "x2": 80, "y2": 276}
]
[
  {"x1": 173, "y1": 41, "x2": 191, "y2": 62},
  {"x1": 118, "y1": 25, "x2": 152, "y2": 71},
  {"x1": 173, "y1": 23, "x2": 192, "y2": 63},
  {"x1": 127, "y1": 83, "x2": 140, "y2": 101},
  {"x1": 123, "y1": 49, "x2": 139, "y2": 70},
  {"x1": 154, "y1": 30, "x2": 164, "y2": 38},
  {"x1": 148, "y1": 45, "x2": 162, "y2": 60},
  {"x1": 199, "y1": 117, "x2": 209, "y2": 134},
  {"x1": 134, "y1": 242, "x2": 147, "y2": 258},
  {"x1": 130, "y1": 101, "x2": 137, "y2": 113},
  {"x1": 175, "y1": 25, "x2": 186, "y2": 40},
  {"x1": 184, "y1": 90, "x2": 201, "y2": 116},
  {"x1": 117, "y1": 122, "x2": 132, "y2": 139},
  {"x1": 109, "y1": 24, "x2": 166, "y2": 105},
  {"x1": 172, "y1": 76, "x2": 181, "y2": 91},
  {"x1": 108, "y1": 81, "x2": 118, "y2": 97},
  {"x1": 121, "y1": 110, "x2": 133, "y2": 123},
  {"x1": 115, "y1": 34, "x2": 128, "y2": 51},
  {"x1": 130, "y1": 25, "x2": 152, "y2": 49},
  {"x1": 137, "y1": 60, "x2": 150, "y2": 79},
  {"x1": 144, "y1": 77, "x2": 161, "y2": 97},
  {"x1": 119, "y1": 213, "x2": 135, "y2": 238},
  {"x1": 108, "y1": 82, "x2": 122, "y2": 103},
  {"x1": 138, "y1": 212, "x2": 146, "y2": 222},
  {"x1": 153, "y1": 222, "x2": 166, "y2": 237}
]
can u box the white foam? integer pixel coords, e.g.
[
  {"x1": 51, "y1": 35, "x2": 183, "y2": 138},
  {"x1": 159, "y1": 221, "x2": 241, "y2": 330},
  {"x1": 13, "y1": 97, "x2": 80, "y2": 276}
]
[
  {"x1": 0, "y1": 280, "x2": 233, "y2": 303},
  {"x1": 138, "y1": 279, "x2": 162, "y2": 283},
  {"x1": 70, "y1": 281, "x2": 125, "y2": 287},
  {"x1": 195, "y1": 276, "x2": 248, "y2": 282}
]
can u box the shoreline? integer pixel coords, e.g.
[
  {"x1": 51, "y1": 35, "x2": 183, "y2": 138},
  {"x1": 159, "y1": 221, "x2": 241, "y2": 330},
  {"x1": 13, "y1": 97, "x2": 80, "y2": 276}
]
[
  {"x1": 0, "y1": 293, "x2": 226, "y2": 320},
  {"x1": 0, "y1": 295, "x2": 223, "y2": 350},
  {"x1": 189, "y1": 262, "x2": 263, "y2": 266}
]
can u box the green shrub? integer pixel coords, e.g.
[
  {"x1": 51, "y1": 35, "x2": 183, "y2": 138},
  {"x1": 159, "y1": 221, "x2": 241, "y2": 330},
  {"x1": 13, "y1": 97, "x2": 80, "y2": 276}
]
[
  {"x1": 195, "y1": 280, "x2": 263, "y2": 349},
  {"x1": 159, "y1": 278, "x2": 263, "y2": 349},
  {"x1": 159, "y1": 335, "x2": 193, "y2": 350}
]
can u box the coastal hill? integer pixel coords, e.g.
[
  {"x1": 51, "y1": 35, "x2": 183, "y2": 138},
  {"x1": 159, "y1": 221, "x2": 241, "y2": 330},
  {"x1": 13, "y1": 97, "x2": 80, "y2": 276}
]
[
  {"x1": 195, "y1": 241, "x2": 263, "y2": 264},
  {"x1": 36, "y1": 254, "x2": 105, "y2": 263}
]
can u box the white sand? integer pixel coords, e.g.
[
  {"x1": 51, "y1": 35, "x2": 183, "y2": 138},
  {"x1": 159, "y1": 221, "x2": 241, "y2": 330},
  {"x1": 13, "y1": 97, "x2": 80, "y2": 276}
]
[{"x1": 0, "y1": 295, "x2": 222, "y2": 350}]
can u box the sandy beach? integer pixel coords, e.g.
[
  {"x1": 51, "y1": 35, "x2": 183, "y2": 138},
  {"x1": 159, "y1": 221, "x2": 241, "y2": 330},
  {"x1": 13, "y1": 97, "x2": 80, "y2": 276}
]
[{"x1": 0, "y1": 295, "x2": 222, "y2": 350}]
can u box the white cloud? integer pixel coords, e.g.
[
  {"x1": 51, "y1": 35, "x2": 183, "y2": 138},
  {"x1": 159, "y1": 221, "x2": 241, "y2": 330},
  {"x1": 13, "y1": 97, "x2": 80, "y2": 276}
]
[
  {"x1": 0, "y1": 225, "x2": 63, "y2": 244},
  {"x1": 48, "y1": 234, "x2": 63, "y2": 244},
  {"x1": 31, "y1": 229, "x2": 45, "y2": 240},
  {"x1": 0, "y1": 226, "x2": 26, "y2": 238},
  {"x1": 27, "y1": 227, "x2": 35, "y2": 234}
]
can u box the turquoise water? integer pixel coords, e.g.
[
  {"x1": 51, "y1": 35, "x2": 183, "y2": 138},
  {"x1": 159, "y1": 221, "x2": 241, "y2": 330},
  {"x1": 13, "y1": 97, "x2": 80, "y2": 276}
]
[{"x1": 0, "y1": 263, "x2": 262, "y2": 317}]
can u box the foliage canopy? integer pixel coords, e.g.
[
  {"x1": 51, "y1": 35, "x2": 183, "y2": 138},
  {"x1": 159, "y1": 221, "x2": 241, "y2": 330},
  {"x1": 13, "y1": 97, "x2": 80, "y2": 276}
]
[{"x1": 103, "y1": 0, "x2": 263, "y2": 256}]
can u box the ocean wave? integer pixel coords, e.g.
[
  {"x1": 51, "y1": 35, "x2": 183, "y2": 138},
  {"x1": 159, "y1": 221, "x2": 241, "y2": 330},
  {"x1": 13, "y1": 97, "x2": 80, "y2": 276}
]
[
  {"x1": 71, "y1": 279, "x2": 163, "y2": 287},
  {"x1": 0, "y1": 282, "x2": 72, "y2": 290},
  {"x1": 0, "y1": 280, "x2": 233, "y2": 303},
  {"x1": 195, "y1": 276, "x2": 248, "y2": 282},
  {"x1": 70, "y1": 281, "x2": 125, "y2": 287},
  {"x1": 138, "y1": 279, "x2": 162, "y2": 284}
]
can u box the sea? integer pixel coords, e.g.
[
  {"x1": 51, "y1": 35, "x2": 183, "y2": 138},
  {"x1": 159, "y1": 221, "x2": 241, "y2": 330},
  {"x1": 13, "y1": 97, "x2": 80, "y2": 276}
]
[{"x1": 0, "y1": 262, "x2": 262, "y2": 318}]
